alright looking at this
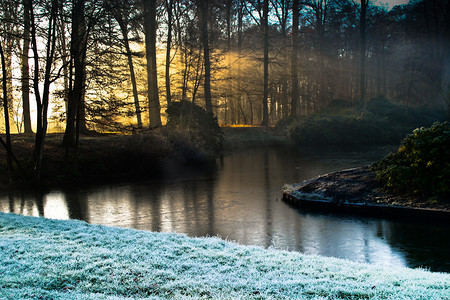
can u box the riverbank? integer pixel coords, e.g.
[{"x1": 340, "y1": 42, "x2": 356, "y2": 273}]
[
  {"x1": 282, "y1": 166, "x2": 450, "y2": 222},
  {"x1": 0, "y1": 126, "x2": 289, "y2": 189},
  {"x1": 1, "y1": 212, "x2": 449, "y2": 299}
]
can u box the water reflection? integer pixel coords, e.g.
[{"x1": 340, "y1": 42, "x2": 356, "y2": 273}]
[
  {"x1": 1, "y1": 146, "x2": 449, "y2": 272},
  {"x1": 3, "y1": 191, "x2": 53, "y2": 219}
]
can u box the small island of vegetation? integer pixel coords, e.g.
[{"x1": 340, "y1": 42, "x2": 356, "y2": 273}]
[{"x1": 283, "y1": 121, "x2": 450, "y2": 221}]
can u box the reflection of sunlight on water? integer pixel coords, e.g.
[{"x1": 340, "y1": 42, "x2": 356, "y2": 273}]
[
  {"x1": 0, "y1": 194, "x2": 38, "y2": 217},
  {"x1": 362, "y1": 238, "x2": 406, "y2": 268},
  {"x1": 271, "y1": 215, "x2": 407, "y2": 268},
  {"x1": 160, "y1": 192, "x2": 180, "y2": 233},
  {"x1": 44, "y1": 193, "x2": 69, "y2": 220},
  {"x1": 85, "y1": 186, "x2": 134, "y2": 228},
  {"x1": 0, "y1": 192, "x2": 70, "y2": 220}
]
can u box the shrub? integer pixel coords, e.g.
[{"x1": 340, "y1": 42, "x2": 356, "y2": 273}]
[
  {"x1": 166, "y1": 101, "x2": 224, "y2": 155},
  {"x1": 371, "y1": 121, "x2": 450, "y2": 200}
]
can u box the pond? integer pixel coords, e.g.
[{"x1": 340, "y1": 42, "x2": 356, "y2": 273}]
[{"x1": 1, "y1": 146, "x2": 449, "y2": 273}]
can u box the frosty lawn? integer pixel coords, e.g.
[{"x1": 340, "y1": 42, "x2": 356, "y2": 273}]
[{"x1": 0, "y1": 213, "x2": 449, "y2": 299}]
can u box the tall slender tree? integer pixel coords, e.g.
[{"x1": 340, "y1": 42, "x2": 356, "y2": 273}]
[
  {"x1": 0, "y1": 40, "x2": 12, "y2": 182},
  {"x1": 291, "y1": 0, "x2": 299, "y2": 116},
  {"x1": 64, "y1": 0, "x2": 88, "y2": 172},
  {"x1": 199, "y1": 0, "x2": 213, "y2": 114},
  {"x1": 30, "y1": 0, "x2": 59, "y2": 180},
  {"x1": 110, "y1": 0, "x2": 143, "y2": 127},
  {"x1": 1, "y1": 0, "x2": 15, "y2": 123},
  {"x1": 261, "y1": 0, "x2": 269, "y2": 126},
  {"x1": 272, "y1": 0, "x2": 291, "y2": 118},
  {"x1": 165, "y1": 0, "x2": 173, "y2": 106},
  {"x1": 143, "y1": 0, "x2": 162, "y2": 127},
  {"x1": 237, "y1": 0, "x2": 244, "y2": 124},
  {"x1": 359, "y1": 0, "x2": 369, "y2": 106},
  {"x1": 21, "y1": 0, "x2": 33, "y2": 134}
]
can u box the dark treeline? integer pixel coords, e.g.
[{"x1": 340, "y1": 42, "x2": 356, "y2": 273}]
[{"x1": 0, "y1": 0, "x2": 449, "y2": 179}]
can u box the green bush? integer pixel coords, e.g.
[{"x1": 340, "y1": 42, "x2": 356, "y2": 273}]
[
  {"x1": 371, "y1": 121, "x2": 450, "y2": 200},
  {"x1": 166, "y1": 101, "x2": 224, "y2": 155}
]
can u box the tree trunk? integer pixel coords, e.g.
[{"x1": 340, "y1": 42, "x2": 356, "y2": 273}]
[
  {"x1": 64, "y1": 0, "x2": 88, "y2": 172},
  {"x1": 116, "y1": 13, "x2": 142, "y2": 127},
  {"x1": 165, "y1": 0, "x2": 173, "y2": 106},
  {"x1": 30, "y1": 0, "x2": 58, "y2": 180},
  {"x1": 291, "y1": 0, "x2": 299, "y2": 116},
  {"x1": 3, "y1": 4, "x2": 14, "y2": 129},
  {"x1": 199, "y1": 0, "x2": 213, "y2": 114},
  {"x1": 225, "y1": 0, "x2": 232, "y2": 124},
  {"x1": 181, "y1": 47, "x2": 189, "y2": 102},
  {"x1": 261, "y1": 0, "x2": 269, "y2": 126},
  {"x1": 56, "y1": 2, "x2": 70, "y2": 119},
  {"x1": 237, "y1": 0, "x2": 243, "y2": 124},
  {"x1": 444, "y1": 0, "x2": 450, "y2": 114},
  {"x1": 0, "y1": 41, "x2": 12, "y2": 182},
  {"x1": 360, "y1": 0, "x2": 368, "y2": 107},
  {"x1": 192, "y1": 48, "x2": 204, "y2": 104},
  {"x1": 21, "y1": 0, "x2": 33, "y2": 134},
  {"x1": 143, "y1": 0, "x2": 162, "y2": 128}
]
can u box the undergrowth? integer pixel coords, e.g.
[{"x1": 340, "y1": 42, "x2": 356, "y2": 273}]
[{"x1": 278, "y1": 97, "x2": 446, "y2": 146}]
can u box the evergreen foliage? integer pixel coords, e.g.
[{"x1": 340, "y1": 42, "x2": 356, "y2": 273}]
[
  {"x1": 372, "y1": 121, "x2": 450, "y2": 200},
  {"x1": 166, "y1": 101, "x2": 224, "y2": 155}
]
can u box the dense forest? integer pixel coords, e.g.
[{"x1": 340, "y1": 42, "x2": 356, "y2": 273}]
[{"x1": 0, "y1": 0, "x2": 449, "y2": 181}]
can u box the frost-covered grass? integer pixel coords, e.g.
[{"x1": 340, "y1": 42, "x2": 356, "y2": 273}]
[{"x1": 1, "y1": 212, "x2": 449, "y2": 299}]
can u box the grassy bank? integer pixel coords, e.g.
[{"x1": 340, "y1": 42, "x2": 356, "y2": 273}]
[{"x1": 1, "y1": 213, "x2": 449, "y2": 299}]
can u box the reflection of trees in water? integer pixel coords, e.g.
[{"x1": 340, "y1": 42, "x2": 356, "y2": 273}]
[
  {"x1": 122, "y1": 170, "x2": 217, "y2": 234},
  {"x1": 36, "y1": 193, "x2": 44, "y2": 217},
  {"x1": 263, "y1": 150, "x2": 273, "y2": 248},
  {"x1": 148, "y1": 185, "x2": 162, "y2": 232},
  {"x1": 64, "y1": 190, "x2": 87, "y2": 221},
  {"x1": 377, "y1": 221, "x2": 450, "y2": 272},
  {"x1": 8, "y1": 192, "x2": 14, "y2": 213},
  {"x1": 4, "y1": 191, "x2": 44, "y2": 217},
  {"x1": 180, "y1": 179, "x2": 216, "y2": 236}
]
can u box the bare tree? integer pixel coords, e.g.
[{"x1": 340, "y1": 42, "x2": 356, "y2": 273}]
[
  {"x1": 291, "y1": 0, "x2": 299, "y2": 116},
  {"x1": 29, "y1": 0, "x2": 59, "y2": 180},
  {"x1": 21, "y1": 0, "x2": 33, "y2": 134},
  {"x1": 64, "y1": 0, "x2": 88, "y2": 172},
  {"x1": 109, "y1": 0, "x2": 143, "y2": 127},
  {"x1": 199, "y1": 0, "x2": 213, "y2": 114},
  {"x1": 0, "y1": 40, "x2": 12, "y2": 182},
  {"x1": 165, "y1": 0, "x2": 173, "y2": 106},
  {"x1": 359, "y1": 0, "x2": 369, "y2": 106},
  {"x1": 143, "y1": 0, "x2": 162, "y2": 127},
  {"x1": 262, "y1": 0, "x2": 269, "y2": 125}
]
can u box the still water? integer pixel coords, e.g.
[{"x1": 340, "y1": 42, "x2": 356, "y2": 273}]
[{"x1": 1, "y1": 146, "x2": 449, "y2": 272}]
